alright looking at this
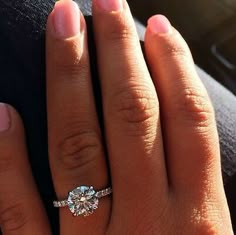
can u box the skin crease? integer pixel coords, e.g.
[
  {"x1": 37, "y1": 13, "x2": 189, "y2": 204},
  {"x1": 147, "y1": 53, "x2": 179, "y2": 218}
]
[{"x1": 0, "y1": 0, "x2": 234, "y2": 234}]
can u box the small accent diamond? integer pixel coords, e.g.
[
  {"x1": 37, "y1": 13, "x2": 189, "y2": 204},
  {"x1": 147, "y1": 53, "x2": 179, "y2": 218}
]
[{"x1": 67, "y1": 186, "x2": 99, "y2": 217}]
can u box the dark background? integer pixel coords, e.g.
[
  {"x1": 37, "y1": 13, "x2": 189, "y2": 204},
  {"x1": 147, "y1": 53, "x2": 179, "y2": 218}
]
[
  {"x1": 128, "y1": 0, "x2": 236, "y2": 232},
  {"x1": 128, "y1": 0, "x2": 236, "y2": 95}
]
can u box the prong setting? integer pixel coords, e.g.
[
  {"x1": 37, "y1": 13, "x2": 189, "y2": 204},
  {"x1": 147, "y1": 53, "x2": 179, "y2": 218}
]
[{"x1": 53, "y1": 186, "x2": 112, "y2": 217}]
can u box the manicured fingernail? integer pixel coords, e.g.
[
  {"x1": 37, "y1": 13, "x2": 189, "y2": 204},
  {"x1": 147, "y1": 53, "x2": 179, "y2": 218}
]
[
  {"x1": 148, "y1": 15, "x2": 172, "y2": 34},
  {"x1": 53, "y1": 0, "x2": 80, "y2": 38},
  {"x1": 96, "y1": 0, "x2": 123, "y2": 12},
  {"x1": 0, "y1": 104, "x2": 10, "y2": 132}
]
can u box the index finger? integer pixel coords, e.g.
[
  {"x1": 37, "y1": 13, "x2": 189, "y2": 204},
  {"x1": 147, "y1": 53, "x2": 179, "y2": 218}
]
[
  {"x1": 0, "y1": 105, "x2": 50, "y2": 235},
  {"x1": 92, "y1": 0, "x2": 168, "y2": 215}
]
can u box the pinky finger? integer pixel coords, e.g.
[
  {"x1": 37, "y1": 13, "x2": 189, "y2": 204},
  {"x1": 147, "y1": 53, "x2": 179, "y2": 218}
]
[
  {"x1": 0, "y1": 104, "x2": 51, "y2": 235},
  {"x1": 145, "y1": 16, "x2": 222, "y2": 192}
]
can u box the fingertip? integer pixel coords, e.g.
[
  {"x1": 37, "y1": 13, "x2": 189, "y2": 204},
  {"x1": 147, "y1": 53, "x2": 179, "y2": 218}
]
[
  {"x1": 47, "y1": 0, "x2": 84, "y2": 40},
  {"x1": 53, "y1": 0, "x2": 81, "y2": 38},
  {"x1": 144, "y1": 16, "x2": 191, "y2": 63},
  {"x1": 147, "y1": 15, "x2": 172, "y2": 35},
  {"x1": 145, "y1": 15, "x2": 181, "y2": 46},
  {"x1": 0, "y1": 104, "x2": 27, "y2": 171},
  {"x1": 0, "y1": 103, "x2": 26, "y2": 140},
  {"x1": 0, "y1": 103, "x2": 11, "y2": 132}
]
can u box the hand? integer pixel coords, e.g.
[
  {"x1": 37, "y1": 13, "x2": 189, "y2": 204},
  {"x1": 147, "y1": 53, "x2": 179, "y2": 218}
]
[{"x1": 0, "y1": 0, "x2": 233, "y2": 234}]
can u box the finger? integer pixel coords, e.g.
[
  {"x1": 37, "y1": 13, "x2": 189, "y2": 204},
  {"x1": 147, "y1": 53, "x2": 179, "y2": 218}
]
[
  {"x1": 145, "y1": 15, "x2": 222, "y2": 194},
  {"x1": 93, "y1": 0, "x2": 168, "y2": 215},
  {"x1": 0, "y1": 104, "x2": 50, "y2": 235},
  {"x1": 46, "y1": 0, "x2": 110, "y2": 233}
]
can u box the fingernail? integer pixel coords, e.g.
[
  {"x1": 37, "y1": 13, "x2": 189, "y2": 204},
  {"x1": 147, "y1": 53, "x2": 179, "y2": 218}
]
[
  {"x1": 96, "y1": 0, "x2": 123, "y2": 12},
  {"x1": 148, "y1": 15, "x2": 172, "y2": 34},
  {"x1": 0, "y1": 104, "x2": 10, "y2": 132},
  {"x1": 53, "y1": 0, "x2": 80, "y2": 38}
]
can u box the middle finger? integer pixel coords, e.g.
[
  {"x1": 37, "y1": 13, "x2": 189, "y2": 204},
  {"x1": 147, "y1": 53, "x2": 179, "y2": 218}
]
[{"x1": 93, "y1": 0, "x2": 168, "y2": 215}]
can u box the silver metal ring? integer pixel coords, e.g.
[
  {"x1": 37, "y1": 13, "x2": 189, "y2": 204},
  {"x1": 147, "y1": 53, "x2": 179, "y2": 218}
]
[{"x1": 53, "y1": 186, "x2": 112, "y2": 217}]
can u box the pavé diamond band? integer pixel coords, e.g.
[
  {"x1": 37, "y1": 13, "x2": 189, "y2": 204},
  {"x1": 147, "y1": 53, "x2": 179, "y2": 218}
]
[{"x1": 53, "y1": 186, "x2": 112, "y2": 217}]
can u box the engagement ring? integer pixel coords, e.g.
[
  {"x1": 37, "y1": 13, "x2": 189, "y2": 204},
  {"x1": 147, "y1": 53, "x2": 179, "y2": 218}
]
[{"x1": 53, "y1": 186, "x2": 112, "y2": 217}]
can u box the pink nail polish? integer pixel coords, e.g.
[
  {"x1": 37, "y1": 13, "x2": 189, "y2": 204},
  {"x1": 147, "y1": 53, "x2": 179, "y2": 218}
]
[
  {"x1": 96, "y1": 0, "x2": 123, "y2": 12},
  {"x1": 0, "y1": 104, "x2": 10, "y2": 132},
  {"x1": 148, "y1": 15, "x2": 172, "y2": 35},
  {"x1": 53, "y1": 0, "x2": 80, "y2": 38}
]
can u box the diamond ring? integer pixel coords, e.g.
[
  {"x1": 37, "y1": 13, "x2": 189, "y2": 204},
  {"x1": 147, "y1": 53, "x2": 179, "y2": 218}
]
[{"x1": 53, "y1": 186, "x2": 112, "y2": 217}]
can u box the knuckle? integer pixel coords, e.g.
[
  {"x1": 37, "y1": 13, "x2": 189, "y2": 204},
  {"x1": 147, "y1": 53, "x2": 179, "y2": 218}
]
[
  {"x1": 173, "y1": 87, "x2": 214, "y2": 127},
  {"x1": 112, "y1": 85, "x2": 159, "y2": 135},
  {"x1": 53, "y1": 40, "x2": 89, "y2": 80},
  {"x1": 0, "y1": 202, "x2": 29, "y2": 232},
  {"x1": 194, "y1": 222, "x2": 221, "y2": 235},
  {"x1": 57, "y1": 126, "x2": 102, "y2": 171},
  {"x1": 56, "y1": 58, "x2": 89, "y2": 83},
  {"x1": 188, "y1": 195, "x2": 230, "y2": 235},
  {"x1": 0, "y1": 149, "x2": 14, "y2": 173},
  {"x1": 102, "y1": 16, "x2": 136, "y2": 42},
  {"x1": 158, "y1": 40, "x2": 191, "y2": 64},
  {"x1": 189, "y1": 212, "x2": 223, "y2": 235},
  {"x1": 133, "y1": 201, "x2": 170, "y2": 235},
  {"x1": 57, "y1": 59, "x2": 89, "y2": 81}
]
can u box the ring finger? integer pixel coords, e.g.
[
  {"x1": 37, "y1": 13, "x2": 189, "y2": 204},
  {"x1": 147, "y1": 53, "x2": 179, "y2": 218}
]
[{"x1": 46, "y1": 1, "x2": 110, "y2": 234}]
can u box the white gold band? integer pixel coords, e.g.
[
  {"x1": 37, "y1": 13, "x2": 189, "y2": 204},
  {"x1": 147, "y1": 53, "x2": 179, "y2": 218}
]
[
  {"x1": 53, "y1": 187, "x2": 112, "y2": 208},
  {"x1": 53, "y1": 186, "x2": 112, "y2": 217}
]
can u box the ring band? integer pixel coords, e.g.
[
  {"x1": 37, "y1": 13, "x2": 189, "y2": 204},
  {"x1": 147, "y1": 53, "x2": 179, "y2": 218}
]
[{"x1": 53, "y1": 186, "x2": 112, "y2": 217}]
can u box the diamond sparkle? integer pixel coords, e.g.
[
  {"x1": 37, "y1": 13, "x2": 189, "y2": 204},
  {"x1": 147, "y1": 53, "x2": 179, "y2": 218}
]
[{"x1": 67, "y1": 186, "x2": 99, "y2": 217}]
